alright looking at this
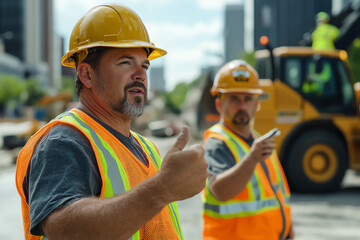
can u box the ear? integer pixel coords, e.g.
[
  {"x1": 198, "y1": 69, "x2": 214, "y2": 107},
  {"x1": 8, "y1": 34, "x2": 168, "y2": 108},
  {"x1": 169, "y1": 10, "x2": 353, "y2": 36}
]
[
  {"x1": 256, "y1": 101, "x2": 261, "y2": 112},
  {"x1": 77, "y1": 63, "x2": 94, "y2": 88},
  {"x1": 215, "y1": 97, "x2": 222, "y2": 114}
]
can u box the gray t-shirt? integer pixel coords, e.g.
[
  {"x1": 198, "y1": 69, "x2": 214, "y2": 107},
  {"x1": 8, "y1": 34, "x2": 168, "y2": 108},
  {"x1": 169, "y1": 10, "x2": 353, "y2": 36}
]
[
  {"x1": 24, "y1": 110, "x2": 149, "y2": 236},
  {"x1": 204, "y1": 129, "x2": 254, "y2": 176}
]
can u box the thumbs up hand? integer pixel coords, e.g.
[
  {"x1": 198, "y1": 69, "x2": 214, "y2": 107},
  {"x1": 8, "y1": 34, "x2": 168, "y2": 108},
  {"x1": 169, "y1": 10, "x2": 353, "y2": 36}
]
[{"x1": 158, "y1": 126, "x2": 208, "y2": 202}]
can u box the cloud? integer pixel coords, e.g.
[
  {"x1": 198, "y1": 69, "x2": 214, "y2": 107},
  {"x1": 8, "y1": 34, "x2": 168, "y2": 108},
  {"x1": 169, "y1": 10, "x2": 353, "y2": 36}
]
[
  {"x1": 55, "y1": 0, "x2": 173, "y2": 12},
  {"x1": 54, "y1": 0, "x2": 226, "y2": 91},
  {"x1": 197, "y1": 0, "x2": 243, "y2": 10},
  {"x1": 55, "y1": 0, "x2": 96, "y2": 12},
  {"x1": 148, "y1": 18, "x2": 221, "y2": 41},
  {"x1": 161, "y1": 36, "x2": 223, "y2": 90},
  {"x1": 147, "y1": 17, "x2": 222, "y2": 57},
  {"x1": 167, "y1": 39, "x2": 222, "y2": 63},
  {"x1": 146, "y1": 17, "x2": 223, "y2": 88}
]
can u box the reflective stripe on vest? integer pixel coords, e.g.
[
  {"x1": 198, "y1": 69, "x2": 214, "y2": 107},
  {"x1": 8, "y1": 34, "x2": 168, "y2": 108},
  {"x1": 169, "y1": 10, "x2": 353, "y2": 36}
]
[
  {"x1": 132, "y1": 133, "x2": 183, "y2": 240},
  {"x1": 57, "y1": 110, "x2": 183, "y2": 240},
  {"x1": 203, "y1": 124, "x2": 291, "y2": 219},
  {"x1": 56, "y1": 112, "x2": 140, "y2": 240},
  {"x1": 56, "y1": 111, "x2": 130, "y2": 197}
]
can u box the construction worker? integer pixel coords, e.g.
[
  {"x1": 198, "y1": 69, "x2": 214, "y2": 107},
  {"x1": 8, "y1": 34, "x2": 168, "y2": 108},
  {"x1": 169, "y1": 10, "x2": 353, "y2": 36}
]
[
  {"x1": 312, "y1": 11, "x2": 340, "y2": 50},
  {"x1": 15, "y1": 4, "x2": 207, "y2": 240},
  {"x1": 202, "y1": 60, "x2": 294, "y2": 239},
  {"x1": 302, "y1": 59, "x2": 332, "y2": 97}
]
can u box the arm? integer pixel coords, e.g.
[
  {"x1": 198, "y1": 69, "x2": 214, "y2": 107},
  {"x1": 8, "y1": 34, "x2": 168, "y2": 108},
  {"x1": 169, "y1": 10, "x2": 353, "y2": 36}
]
[
  {"x1": 42, "y1": 126, "x2": 207, "y2": 240},
  {"x1": 42, "y1": 173, "x2": 179, "y2": 240},
  {"x1": 209, "y1": 136, "x2": 276, "y2": 202}
]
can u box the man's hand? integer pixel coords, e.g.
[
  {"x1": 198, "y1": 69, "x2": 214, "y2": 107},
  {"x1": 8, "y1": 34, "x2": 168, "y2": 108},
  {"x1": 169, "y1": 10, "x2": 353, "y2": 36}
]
[
  {"x1": 287, "y1": 225, "x2": 295, "y2": 239},
  {"x1": 249, "y1": 135, "x2": 276, "y2": 163},
  {"x1": 159, "y1": 126, "x2": 208, "y2": 203}
]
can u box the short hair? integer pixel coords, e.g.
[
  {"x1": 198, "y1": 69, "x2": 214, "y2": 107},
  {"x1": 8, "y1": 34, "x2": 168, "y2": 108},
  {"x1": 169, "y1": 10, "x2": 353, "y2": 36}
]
[{"x1": 74, "y1": 47, "x2": 110, "y2": 97}]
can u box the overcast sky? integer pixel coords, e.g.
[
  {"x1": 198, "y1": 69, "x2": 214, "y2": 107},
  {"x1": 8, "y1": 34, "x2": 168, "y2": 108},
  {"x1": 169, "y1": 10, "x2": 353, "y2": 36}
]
[{"x1": 54, "y1": 0, "x2": 243, "y2": 91}]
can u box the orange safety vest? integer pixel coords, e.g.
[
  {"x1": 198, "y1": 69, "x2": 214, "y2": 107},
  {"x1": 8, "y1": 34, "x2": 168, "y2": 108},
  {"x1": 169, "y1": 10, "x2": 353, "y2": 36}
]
[
  {"x1": 202, "y1": 124, "x2": 291, "y2": 240},
  {"x1": 15, "y1": 108, "x2": 183, "y2": 240}
]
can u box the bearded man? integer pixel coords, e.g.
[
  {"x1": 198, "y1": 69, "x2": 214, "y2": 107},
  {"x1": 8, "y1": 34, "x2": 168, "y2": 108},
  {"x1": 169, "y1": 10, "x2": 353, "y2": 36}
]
[
  {"x1": 15, "y1": 4, "x2": 207, "y2": 240},
  {"x1": 202, "y1": 60, "x2": 294, "y2": 240}
]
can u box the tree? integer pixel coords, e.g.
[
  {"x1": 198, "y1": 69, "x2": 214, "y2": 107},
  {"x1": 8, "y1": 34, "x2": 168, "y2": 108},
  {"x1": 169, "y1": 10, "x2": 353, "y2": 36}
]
[
  {"x1": 60, "y1": 76, "x2": 76, "y2": 96},
  {"x1": 241, "y1": 51, "x2": 256, "y2": 67},
  {"x1": 0, "y1": 76, "x2": 25, "y2": 118},
  {"x1": 348, "y1": 38, "x2": 360, "y2": 83},
  {"x1": 0, "y1": 76, "x2": 24, "y2": 104},
  {"x1": 22, "y1": 78, "x2": 46, "y2": 106},
  {"x1": 162, "y1": 82, "x2": 189, "y2": 114}
]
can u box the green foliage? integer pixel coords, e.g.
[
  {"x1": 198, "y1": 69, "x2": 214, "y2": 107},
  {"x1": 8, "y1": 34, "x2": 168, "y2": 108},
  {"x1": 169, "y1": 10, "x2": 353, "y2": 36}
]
[
  {"x1": 241, "y1": 51, "x2": 256, "y2": 67},
  {"x1": 188, "y1": 74, "x2": 203, "y2": 89},
  {"x1": 0, "y1": 75, "x2": 25, "y2": 103},
  {"x1": 162, "y1": 82, "x2": 189, "y2": 114},
  {"x1": 348, "y1": 38, "x2": 360, "y2": 83},
  {"x1": 60, "y1": 76, "x2": 76, "y2": 95},
  {"x1": 22, "y1": 78, "x2": 46, "y2": 106}
]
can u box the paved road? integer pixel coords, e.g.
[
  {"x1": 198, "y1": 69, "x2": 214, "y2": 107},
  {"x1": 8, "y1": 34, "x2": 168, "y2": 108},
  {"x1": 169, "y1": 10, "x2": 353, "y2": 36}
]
[
  {"x1": 177, "y1": 176, "x2": 360, "y2": 240},
  {"x1": 150, "y1": 135, "x2": 360, "y2": 240},
  {"x1": 0, "y1": 166, "x2": 24, "y2": 240},
  {"x1": 0, "y1": 132, "x2": 360, "y2": 239},
  {"x1": 290, "y1": 180, "x2": 360, "y2": 240}
]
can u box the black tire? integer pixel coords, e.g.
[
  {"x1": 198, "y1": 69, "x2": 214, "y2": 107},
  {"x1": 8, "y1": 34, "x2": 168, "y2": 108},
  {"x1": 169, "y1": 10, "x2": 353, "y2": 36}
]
[{"x1": 284, "y1": 129, "x2": 348, "y2": 193}]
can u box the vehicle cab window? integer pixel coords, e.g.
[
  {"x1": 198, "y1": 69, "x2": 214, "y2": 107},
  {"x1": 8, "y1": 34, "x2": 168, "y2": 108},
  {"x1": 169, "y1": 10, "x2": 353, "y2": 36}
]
[
  {"x1": 284, "y1": 57, "x2": 302, "y2": 90},
  {"x1": 282, "y1": 55, "x2": 355, "y2": 115}
]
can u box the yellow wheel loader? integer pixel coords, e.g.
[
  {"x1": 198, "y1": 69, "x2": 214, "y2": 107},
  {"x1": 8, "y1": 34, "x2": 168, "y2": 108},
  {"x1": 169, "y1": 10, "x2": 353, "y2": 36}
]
[
  {"x1": 198, "y1": 43, "x2": 360, "y2": 193},
  {"x1": 254, "y1": 44, "x2": 360, "y2": 193}
]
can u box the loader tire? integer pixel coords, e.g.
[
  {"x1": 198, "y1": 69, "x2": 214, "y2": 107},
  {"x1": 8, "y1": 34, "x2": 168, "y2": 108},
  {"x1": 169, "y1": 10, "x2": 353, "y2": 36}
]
[{"x1": 284, "y1": 129, "x2": 348, "y2": 193}]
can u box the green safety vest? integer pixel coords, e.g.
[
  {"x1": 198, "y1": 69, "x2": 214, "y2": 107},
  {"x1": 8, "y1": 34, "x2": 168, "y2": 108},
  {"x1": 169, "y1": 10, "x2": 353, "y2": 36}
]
[{"x1": 312, "y1": 23, "x2": 340, "y2": 50}]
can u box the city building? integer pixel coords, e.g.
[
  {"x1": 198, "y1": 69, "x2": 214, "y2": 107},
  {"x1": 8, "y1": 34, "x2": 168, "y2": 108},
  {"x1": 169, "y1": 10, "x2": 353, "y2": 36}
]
[
  {"x1": 0, "y1": 52, "x2": 23, "y2": 79},
  {"x1": 0, "y1": 0, "x2": 24, "y2": 61},
  {"x1": 149, "y1": 66, "x2": 166, "y2": 94},
  {"x1": 244, "y1": 0, "x2": 332, "y2": 51},
  {"x1": 224, "y1": 4, "x2": 245, "y2": 63},
  {"x1": 24, "y1": 0, "x2": 59, "y2": 89},
  {"x1": 0, "y1": 0, "x2": 61, "y2": 90}
]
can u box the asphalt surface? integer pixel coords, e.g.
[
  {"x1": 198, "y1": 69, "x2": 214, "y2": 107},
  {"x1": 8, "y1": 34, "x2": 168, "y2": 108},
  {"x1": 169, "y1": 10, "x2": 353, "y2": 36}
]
[{"x1": 150, "y1": 135, "x2": 360, "y2": 240}]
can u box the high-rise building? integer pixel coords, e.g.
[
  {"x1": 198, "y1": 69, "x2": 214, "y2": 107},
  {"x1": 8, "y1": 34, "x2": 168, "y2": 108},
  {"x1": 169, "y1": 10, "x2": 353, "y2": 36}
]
[
  {"x1": 244, "y1": 0, "x2": 332, "y2": 51},
  {"x1": 149, "y1": 66, "x2": 166, "y2": 94},
  {"x1": 224, "y1": 4, "x2": 245, "y2": 63},
  {"x1": 0, "y1": 52, "x2": 23, "y2": 78},
  {"x1": 0, "y1": 0, "x2": 60, "y2": 89},
  {"x1": 0, "y1": 0, "x2": 24, "y2": 61},
  {"x1": 24, "y1": 0, "x2": 57, "y2": 88}
]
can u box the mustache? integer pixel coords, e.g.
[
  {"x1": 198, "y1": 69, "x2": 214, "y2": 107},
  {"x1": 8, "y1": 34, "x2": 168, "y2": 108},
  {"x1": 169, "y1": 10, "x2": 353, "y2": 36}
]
[
  {"x1": 234, "y1": 110, "x2": 249, "y2": 118},
  {"x1": 124, "y1": 82, "x2": 147, "y2": 92}
]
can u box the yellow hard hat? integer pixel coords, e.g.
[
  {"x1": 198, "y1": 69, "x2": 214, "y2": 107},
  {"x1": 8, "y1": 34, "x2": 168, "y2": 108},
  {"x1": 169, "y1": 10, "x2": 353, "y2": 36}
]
[
  {"x1": 210, "y1": 60, "x2": 263, "y2": 96},
  {"x1": 61, "y1": 4, "x2": 167, "y2": 68},
  {"x1": 316, "y1": 12, "x2": 329, "y2": 22}
]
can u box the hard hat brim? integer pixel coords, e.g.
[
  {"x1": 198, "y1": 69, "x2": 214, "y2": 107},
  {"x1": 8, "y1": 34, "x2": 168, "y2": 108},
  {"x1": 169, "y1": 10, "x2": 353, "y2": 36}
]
[
  {"x1": 61, "y1": 40, "x2": 167, "y2": 68},
  {"x1": 211, "y1": 88, "x2": 264, "y2": 96}
]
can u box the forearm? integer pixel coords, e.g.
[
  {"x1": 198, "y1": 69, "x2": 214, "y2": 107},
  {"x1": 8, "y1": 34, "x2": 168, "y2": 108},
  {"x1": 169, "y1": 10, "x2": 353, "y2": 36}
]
[
  {"x1": 42, "y1": 174, "x2": 169, "y2": 240},
  {"x1": 210, "y1": 154, "x2": 257, "y2": 201},
  {"x1": 210, "y1": 135, "x2": 276, "y2": 201}
]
